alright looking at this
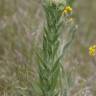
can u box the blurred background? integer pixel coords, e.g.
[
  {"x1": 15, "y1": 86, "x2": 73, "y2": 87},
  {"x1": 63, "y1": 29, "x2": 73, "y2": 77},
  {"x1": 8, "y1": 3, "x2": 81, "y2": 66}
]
[{"x1": 0, "y1": 0, "x2": 96, "y2": 96}]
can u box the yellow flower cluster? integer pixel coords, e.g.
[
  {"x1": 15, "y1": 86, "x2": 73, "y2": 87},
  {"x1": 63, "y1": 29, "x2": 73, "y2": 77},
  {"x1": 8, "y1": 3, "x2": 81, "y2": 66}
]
[
  {"x1": 63, "y1": 6, "x2": 72, "y2": 14},
  {"x1": 89, "y1": 45, "x2": 96, "y2": 56}
]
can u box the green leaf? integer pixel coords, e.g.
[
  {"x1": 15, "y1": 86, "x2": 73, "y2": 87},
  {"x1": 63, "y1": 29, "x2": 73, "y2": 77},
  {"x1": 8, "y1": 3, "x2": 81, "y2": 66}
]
[{"x1": 36, "y1": 53, "x2": 50, "y2": 71}]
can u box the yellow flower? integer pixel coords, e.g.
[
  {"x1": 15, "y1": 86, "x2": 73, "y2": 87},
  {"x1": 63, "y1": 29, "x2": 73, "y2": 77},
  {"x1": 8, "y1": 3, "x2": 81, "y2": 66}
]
[
  {"x1": 63, "y1": 6, "x2": 72, "y2": 15},
  {"x1": 66, "y1": 6, "x2": 72, "y2": 12},
  {"x1": 89, "y1": 45, "x2": 96, "y2": 56}
]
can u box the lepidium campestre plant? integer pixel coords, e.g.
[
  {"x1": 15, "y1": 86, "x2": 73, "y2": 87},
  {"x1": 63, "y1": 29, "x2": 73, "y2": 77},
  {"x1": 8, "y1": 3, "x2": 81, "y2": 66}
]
[{"x1": 36, "y1": 0, "x2": 77, "y2": 96}]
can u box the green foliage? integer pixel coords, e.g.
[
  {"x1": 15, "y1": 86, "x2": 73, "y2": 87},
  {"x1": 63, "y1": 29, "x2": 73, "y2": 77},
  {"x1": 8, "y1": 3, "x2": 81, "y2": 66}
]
[
  {"x1": 37, "y1": 3, "x2": 62, "y2": 96},
  {"x1": 37, "y1": 0, "x2": 76, "y2": 96}
]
